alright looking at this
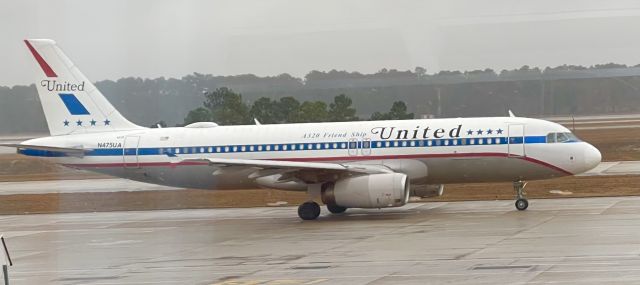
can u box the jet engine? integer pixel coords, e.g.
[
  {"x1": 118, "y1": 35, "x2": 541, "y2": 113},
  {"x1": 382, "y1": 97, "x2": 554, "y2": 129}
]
[
  {"x1": 321, "y1": 173, "x2": 409, "y2": 208},
  {"x1": 410, "y1": 184, "x2": 444, "y2": 198}
]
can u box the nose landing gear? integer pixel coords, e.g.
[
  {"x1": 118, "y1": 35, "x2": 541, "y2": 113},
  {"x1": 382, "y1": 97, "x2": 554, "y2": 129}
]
[
  {"x1": 515, "y1": 198, "x2": 528, "y2": 211},
  {"x1": 514, "y1": 181, "x2": 528, "y2": 211}
]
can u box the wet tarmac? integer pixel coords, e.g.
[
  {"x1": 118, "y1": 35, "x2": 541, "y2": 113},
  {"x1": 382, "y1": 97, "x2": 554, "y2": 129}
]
[
  {"x1": 2, "y1": 196, "x2": 640, "y2": 284},
  {"x1": 579, "y1": 161, "x2": 640, "y2": 176},
  {"x1": 0, "y1": 178, "x2": 178, "y2": 195}
]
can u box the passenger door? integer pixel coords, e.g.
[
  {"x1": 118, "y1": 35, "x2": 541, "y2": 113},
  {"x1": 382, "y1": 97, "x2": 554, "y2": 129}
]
[
  {"x1": 123, "y1": 136, "x2": 140, "y2": 168},
  {"x1": 508, "y1": 124, "x2": 525, "y2": 157}
]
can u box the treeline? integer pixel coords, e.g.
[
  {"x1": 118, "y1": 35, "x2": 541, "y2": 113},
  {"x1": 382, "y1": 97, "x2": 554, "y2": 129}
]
[
  {"x1": 2, "y1": 63, "x2": 640, "y2": 134},
  {"x1": 182, "y1": 87, "x2": 412, "y2": 126}
]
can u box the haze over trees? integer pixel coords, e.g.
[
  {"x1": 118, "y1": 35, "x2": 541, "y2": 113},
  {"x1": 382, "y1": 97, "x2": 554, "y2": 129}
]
[
  {"x1": 184, "y1": 89, "x2": 365, "y2": 125},
  {"x1": 2, "y1": 63, "x2": 640, "y2": 134},
  {"x1": 370, "y1": 101, "x2": 415, "y2": 121}
]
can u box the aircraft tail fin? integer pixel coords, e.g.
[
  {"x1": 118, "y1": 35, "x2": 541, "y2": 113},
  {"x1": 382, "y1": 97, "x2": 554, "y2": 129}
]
[{"x1": 24, "y1": 39, "x2": 144, "y2": 136}]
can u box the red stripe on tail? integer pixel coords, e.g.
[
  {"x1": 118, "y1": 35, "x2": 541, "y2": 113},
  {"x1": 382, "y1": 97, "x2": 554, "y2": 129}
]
[{"x1": 24, "y1": 40, "x2": 57, "y2": 77}]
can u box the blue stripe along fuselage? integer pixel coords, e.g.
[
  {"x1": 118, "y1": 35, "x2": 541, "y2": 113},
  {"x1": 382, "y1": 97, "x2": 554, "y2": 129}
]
[{"x1": 17, "y1": 135, "x2": 570, "y2": 158}]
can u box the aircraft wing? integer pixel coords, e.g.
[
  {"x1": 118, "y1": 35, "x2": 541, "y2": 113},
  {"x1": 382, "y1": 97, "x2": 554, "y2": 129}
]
[
  {"x1": 179, "y1": 157, "x2": 393, "y2": 175},
  {"x1": 0, "y1": 143, "x2": 90, "y2": 157}
]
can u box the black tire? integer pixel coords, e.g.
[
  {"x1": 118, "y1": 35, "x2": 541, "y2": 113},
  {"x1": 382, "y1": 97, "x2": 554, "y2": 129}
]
[
  {"x1": 327, "y1": 204, "x2": 347, "y2": 214},
  {"x1": 298, "y1": 201, "x2": 321, "y2": 220},
  {"x1": 515, "y1": 198, "x2": 529, "y2": 211}
]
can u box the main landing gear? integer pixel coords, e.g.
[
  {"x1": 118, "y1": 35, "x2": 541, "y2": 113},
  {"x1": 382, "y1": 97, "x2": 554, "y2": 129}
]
[
  {"x1": 513, "y1": 180, "x2": 528, "y2": 211},
  {"x1": 297, "y1": 202, "x2": 349, "y2": 220},
  {"x1": 298, "y1": 184, "x2": 350, "y2": 220},
  {"x1": 298, "y1": 201, "x2": 321, "y2": 220},
  {"x1": 327, "y1": 204, "x2": 347, "y2": 214}
]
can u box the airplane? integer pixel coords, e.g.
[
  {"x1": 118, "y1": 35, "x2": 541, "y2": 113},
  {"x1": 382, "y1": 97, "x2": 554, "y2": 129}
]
[{"x1": 3, "y1": 39, "x2": 602, "y2": 220}]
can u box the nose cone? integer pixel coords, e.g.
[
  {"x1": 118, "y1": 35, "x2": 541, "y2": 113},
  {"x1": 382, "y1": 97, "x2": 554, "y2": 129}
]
[{"x1": 583, "y1": 144, "x2": 602, "y2": 172}]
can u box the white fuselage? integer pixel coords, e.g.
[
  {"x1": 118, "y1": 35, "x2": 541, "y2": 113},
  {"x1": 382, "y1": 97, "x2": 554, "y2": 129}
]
[{"x1": 19, "y1": 117, "x2": 601, "y2": 190}]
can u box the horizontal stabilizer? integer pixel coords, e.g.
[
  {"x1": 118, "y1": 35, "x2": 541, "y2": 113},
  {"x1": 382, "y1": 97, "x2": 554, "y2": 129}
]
[{"x1": 0, "y1": 143, "x2": 90, "y2": 157}]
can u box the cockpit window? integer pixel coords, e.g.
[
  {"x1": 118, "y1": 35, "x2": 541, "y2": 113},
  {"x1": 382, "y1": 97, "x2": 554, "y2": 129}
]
[
  {"x1": 546, "y1": 133, "x2": 556, "y2": 143},
  {"x1": 556, "y1": 133, "x2": 569, "y2": 143},
  {"x1": 546, "y1": 132, "x2": 580, "y2": 143}
]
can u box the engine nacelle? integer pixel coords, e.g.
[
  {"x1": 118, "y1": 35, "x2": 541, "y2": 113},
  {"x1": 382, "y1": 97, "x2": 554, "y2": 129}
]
[
  {"x1": 321, "y1": 173, "x2": 410, "y2": 208},
  {"x1": 410, "y1": 184, "x2": 444, "y2": 198}
]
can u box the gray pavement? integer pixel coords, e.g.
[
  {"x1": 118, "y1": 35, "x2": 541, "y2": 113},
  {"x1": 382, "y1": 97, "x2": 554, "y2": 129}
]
[
  {"x1": 578, "y1": 161, "x2": 640, "y2": 176},
  {"x1": 0, "y1": 145, "x2": 19, "y2": 154},
  {"x1": 2, "y1": 196, "x2": 640, "y2": 284},
  {"x1": 544, "y1": 113, "x2": 640, "y2": 122},
  {"x1": 573, "y1": 124, "x2": 640, "y2": 130},
  {"x1": 0, "y1": 178, "x2": 179, "y2": 195}
]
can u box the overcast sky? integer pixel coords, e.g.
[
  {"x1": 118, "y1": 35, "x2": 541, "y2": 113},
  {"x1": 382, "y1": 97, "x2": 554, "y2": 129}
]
[{"x1": 2, "y1": 0, "x2": 640, "y2": 86}]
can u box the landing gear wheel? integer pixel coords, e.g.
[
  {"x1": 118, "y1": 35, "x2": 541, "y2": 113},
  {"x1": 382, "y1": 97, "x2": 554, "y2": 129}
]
[
  {"x1": 298, "y1": 201, "x2": 321, "y2": 220},
  {"x1": 327, "y1": 204, "x2": 347, "y2": 214},
  {"x1": 515, "y1": 198, "x2": 529, "y2": 211},
  {"x1": 513, "y1": 180, "x2": 529, "y2": 211}
]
